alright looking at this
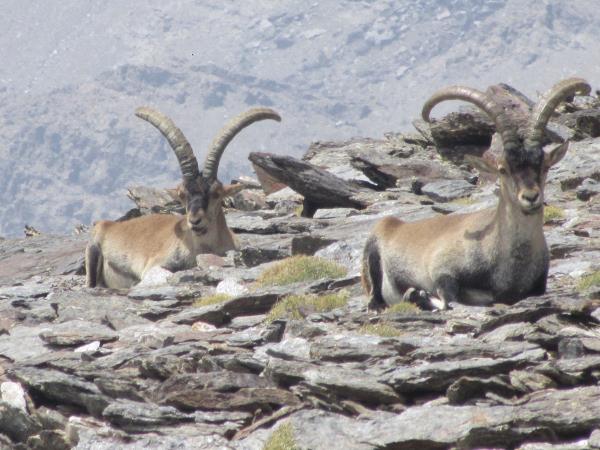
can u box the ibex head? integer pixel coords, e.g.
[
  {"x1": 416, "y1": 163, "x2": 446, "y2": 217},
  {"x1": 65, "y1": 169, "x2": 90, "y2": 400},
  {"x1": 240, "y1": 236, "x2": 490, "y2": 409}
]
[
  {"x1": 422, "y1": 78, "x2": 590, "y2": 214},
  {"x1": 135, "y1": 107, "x2": 281, "y2": 234}
]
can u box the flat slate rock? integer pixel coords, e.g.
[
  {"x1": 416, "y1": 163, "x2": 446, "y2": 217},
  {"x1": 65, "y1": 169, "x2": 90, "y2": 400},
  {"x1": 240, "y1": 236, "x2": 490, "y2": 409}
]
[
  {"x1": 38, "y1": 319, "x2": 118, "y2": 346},
  {"x1": 421, "y1": 179, "x2": 477, "y2": 202},
  {"x1": 384, "y1": 348, "x2": 546, "y2": 393}
]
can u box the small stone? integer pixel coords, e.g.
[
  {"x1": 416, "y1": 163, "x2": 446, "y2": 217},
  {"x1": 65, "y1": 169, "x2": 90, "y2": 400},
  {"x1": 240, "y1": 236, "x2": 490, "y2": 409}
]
[
  {"x1": 138, "y1": 266, "x2": 173, "y2": 287},
  {"x1": 590, "y1": 429, "x2": 600, "y2": 448},
  {"x1": 191, "y1": 322, "x2": 217, "y2": 332},
  {"x1": 576, "y1": 178, "x2": 600, "y2": 201},
  {"x1": 215, "y1": 278, "x2": 249, "y2": 297},
  {"x1": 1, "y1": 382, "x2": 27, "y2": 412},
  {"x1": 74, "y1": 340, "x2": 101, "y2": 353}
]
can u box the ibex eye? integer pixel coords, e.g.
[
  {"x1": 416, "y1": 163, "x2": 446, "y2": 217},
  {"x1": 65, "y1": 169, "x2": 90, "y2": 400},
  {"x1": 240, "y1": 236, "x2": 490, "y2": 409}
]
[{"x1": 498, "y1": 167, "x2": 507, "y2": 175}]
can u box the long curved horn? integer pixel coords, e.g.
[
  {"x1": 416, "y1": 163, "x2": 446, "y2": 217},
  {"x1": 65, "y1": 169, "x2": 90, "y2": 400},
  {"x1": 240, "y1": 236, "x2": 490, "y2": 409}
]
[
  {"x1": 203, "y1": 108, "x2": 281, "y2": 181},
  {"x1": 421, "y1": 85, "x2": 520, "y2": 151},
  {"x1": 135, "y1": 107, "x2": 201, "y2": 183},
  {"x1": 525, "y1": 78, "x2": 591, "y2": 149}
]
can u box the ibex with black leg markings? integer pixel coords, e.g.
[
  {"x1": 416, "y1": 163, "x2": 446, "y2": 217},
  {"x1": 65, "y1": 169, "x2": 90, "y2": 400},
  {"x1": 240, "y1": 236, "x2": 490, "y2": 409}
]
[
  {"x1": 362, "y1": 78, "x2": 590, "y2": 310},
  {"x1": 86, "y1": 107, "x2": 281, "y2": 288}
]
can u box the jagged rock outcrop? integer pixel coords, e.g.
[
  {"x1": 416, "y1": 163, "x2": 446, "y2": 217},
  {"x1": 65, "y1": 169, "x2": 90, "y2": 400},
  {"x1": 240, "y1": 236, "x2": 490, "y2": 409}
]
[{"x1": 0, "y1": 85, "x2": 599, "y2": 449}]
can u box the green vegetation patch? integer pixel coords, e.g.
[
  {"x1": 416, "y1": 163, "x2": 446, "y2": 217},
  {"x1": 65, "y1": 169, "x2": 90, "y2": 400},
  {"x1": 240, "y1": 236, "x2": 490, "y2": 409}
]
[
  {"x1": 450, "y1": 197, "x2": 476, "y2": 206},
  {"x1": 359, "y1": 322, "x2": 404, "y2": 338},
  {"x1": 263, "y1": 422, "x2": 298, "y2": 450},
  {"x1": 577, "y1": 271, "x2": 600, "y2": 292},
  {"x1": 193, "y1": 293, "x2": 232, "y2": 308},
  {"x1": 387, "y1": 301, "x2": 420, "y2": 314},
  {"x1": 543, "y1": 205, "x2": 565, "y2": 223},
  {"x1": 266, "y1": 291, "x2": 350, "y2": 323},
  {"x1": 256, "y1": 255, "x2": 347, "y2": 287}
]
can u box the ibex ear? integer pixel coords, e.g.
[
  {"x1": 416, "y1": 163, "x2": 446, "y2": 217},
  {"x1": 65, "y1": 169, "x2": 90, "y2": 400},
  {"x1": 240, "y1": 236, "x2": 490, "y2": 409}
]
[
  {"x1": 544, "y1": 141, "x2": 569, "y2": 169},
  {"x1": 167, "y1": 186, "x2": 187, "y2": 205},
  {"x1": 464, "y1": 154, "x2": 499, "y2": 176},
  {"x1": 222, "y1": 183, "x2": 246, "y2": 198}
]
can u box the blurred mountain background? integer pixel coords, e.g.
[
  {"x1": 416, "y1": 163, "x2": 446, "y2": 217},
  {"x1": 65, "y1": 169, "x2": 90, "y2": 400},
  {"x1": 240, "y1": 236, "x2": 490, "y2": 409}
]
[{"x1": 1, "y1": 0, "x2": 599, "y2": 236}]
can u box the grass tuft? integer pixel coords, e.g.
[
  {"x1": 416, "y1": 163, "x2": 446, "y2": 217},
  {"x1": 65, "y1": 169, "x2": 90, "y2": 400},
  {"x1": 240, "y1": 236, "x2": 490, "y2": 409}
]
[
  {"x1": 266, "y1": 291, "x2": 350, "y2": 323},
  {"x1": 543, "y1": 205, "x2": 565, "y2": 223},
  {"x1": 577, "y1": 271, "x2": 600, "y2": 293},
  {"x1": 193, "y1": 293, "x2": 232, "y2": 307},
  {"x1": 450, "y1": 197, "x2": 476, "y2": 206},
  {"x1": 359, "y1": 322, "x2": 404, "y2": 338},
  {"x1": 255, "y1": 255, "x2": 347, "y2": 287},
  {"x1": 387, "y1": 302, "x2": 420, "y2": 314},
  {"x1": 263, "y1": 422, "x2": 298, "y2": 450}
]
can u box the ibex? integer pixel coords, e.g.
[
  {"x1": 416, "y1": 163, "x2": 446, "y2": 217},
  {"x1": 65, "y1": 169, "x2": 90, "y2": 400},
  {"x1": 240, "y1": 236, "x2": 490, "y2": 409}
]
[
  {"x1": 86, "y1": 107, "x2": 281, "y2": 288},
  {"x1": 362, "y1": 78, "x2": 590, "y2": 310}
]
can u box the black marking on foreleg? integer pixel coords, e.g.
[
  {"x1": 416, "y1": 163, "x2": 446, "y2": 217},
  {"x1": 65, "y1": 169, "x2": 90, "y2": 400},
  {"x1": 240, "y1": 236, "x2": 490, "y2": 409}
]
[
  {"x1": 85, "y1": 244, "x2": 102, "y2": 288},
  {"x1": 363, "y1": 236, "x2": 386, "y2": 311},
  {"x1": 528, "y1": 265, "x2": 548, "y2": 297}
]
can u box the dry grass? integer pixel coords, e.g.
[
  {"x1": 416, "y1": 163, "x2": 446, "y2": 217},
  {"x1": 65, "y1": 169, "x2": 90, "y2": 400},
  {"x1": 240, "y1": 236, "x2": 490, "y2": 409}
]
[
  {"x1": 255, "y1": 255, "x2": 347, "y2": 287},
  {"x1": 266, "y1": 291, "x2": 350, "y2": 323},
  {"x1": 263, "y1": 422, "x2": 298, "y2": 450},
  {"x1": 359, "y1": 322, "x2": 404, "y2": 338},
  {"x1": 450, "y1": 197, "x2": 476, "y2": 206},
  {"x1": 387, "y1": 302, "x2": 420, "y2": 314},
  {"x1": 577, "y1": 271, "x2": 600, "y2": 293},
  {"x1": 543, "y1": 205, "x2": 565, "y2": 223},
  {"x1": 193, "y1": 293, "x2": 232, "y2": 307}
]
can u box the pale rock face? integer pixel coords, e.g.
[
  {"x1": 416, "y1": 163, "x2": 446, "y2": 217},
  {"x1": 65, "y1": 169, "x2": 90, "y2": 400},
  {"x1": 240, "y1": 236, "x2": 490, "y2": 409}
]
[
  {"x1": 74, "y1": 340, "x2": 101, "y2": 353},
  {"x1": 138, "y1": 266, "x2": 173, "y2": 287},
  {"x1": 1, "y1": 382, "x2": 27, "y2": 412},
  {"x1": 215, "y1": 277, "x2": 249, "y2": 297}
]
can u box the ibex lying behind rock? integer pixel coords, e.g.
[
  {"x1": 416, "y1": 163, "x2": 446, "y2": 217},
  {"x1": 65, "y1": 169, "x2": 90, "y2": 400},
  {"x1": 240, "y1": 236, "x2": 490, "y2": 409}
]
[
  {"x1": 362, "y1": 78, "x2": 590, "y2": 310},
  {"x1": 86, "y1": 107, "x2": 281, "y2": 288}
]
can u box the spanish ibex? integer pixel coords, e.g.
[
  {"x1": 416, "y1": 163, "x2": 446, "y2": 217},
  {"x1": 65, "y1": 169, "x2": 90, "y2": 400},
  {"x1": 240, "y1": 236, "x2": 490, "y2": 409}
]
[
  {"x1": 86, "y1": 107, "x2": 281, "y2": 288},
  {"x1": 362, "y1": 78, "x2": 590, "y2": 310}
]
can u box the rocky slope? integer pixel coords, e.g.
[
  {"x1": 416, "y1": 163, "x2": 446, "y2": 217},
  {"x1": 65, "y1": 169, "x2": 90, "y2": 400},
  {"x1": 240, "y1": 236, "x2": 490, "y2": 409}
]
[
  {"x1": 2, "y1": 0, "x2": 600, "y2": 236},
  {"x1": 0, "y1": 85, "x2": 599, "y2": 449}
]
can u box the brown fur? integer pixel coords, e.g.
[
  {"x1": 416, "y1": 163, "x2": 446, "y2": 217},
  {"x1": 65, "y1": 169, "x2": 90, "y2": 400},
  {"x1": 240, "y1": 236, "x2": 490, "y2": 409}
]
[
  {"x1": 362, "y1": 142, "x2": 568, "y2": 310},
  {"x1": 85, "y1": 184, "x2": 241, "y2": 289}
]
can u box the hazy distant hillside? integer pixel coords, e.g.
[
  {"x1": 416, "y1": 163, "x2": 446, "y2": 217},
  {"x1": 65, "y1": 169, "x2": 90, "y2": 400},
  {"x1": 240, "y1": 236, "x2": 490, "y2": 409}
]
[{"x1": 1, "y1": 0, "x2": 599, "y2": 236}]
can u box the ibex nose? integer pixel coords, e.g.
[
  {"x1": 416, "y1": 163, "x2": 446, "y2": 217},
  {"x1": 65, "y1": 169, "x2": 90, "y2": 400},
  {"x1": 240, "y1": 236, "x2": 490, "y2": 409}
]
[
  {"x1": 519, "y1": 189, "x2": 542, "y2": 211},
  {"x1": 189, "y1": 217, "x2": 202, "y2": 226},
  {"x1": 522, "y1": 191, "x2": 539, "y2": 203}
]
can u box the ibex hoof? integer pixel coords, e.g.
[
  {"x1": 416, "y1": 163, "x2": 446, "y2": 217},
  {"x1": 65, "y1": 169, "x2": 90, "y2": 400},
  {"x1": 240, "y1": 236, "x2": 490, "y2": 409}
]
[{"x1": 367, "y1": 298, "x2": 387, "y2": 313}]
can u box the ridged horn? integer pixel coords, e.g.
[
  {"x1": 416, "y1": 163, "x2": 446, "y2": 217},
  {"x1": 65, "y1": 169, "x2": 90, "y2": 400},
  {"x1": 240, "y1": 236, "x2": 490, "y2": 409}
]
[
  {"x1": 135, "y1": 107, "x2": 201, "y2": 183},
  {"x1": 421, "y1": 85, "x2": 520, "y2": 151},
  {"x1": 203, "y1": 108, "x2": 281, "y2": 181},
  {"x1": 525, "y1": 78, "x2": 591, "y2": 149}
]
